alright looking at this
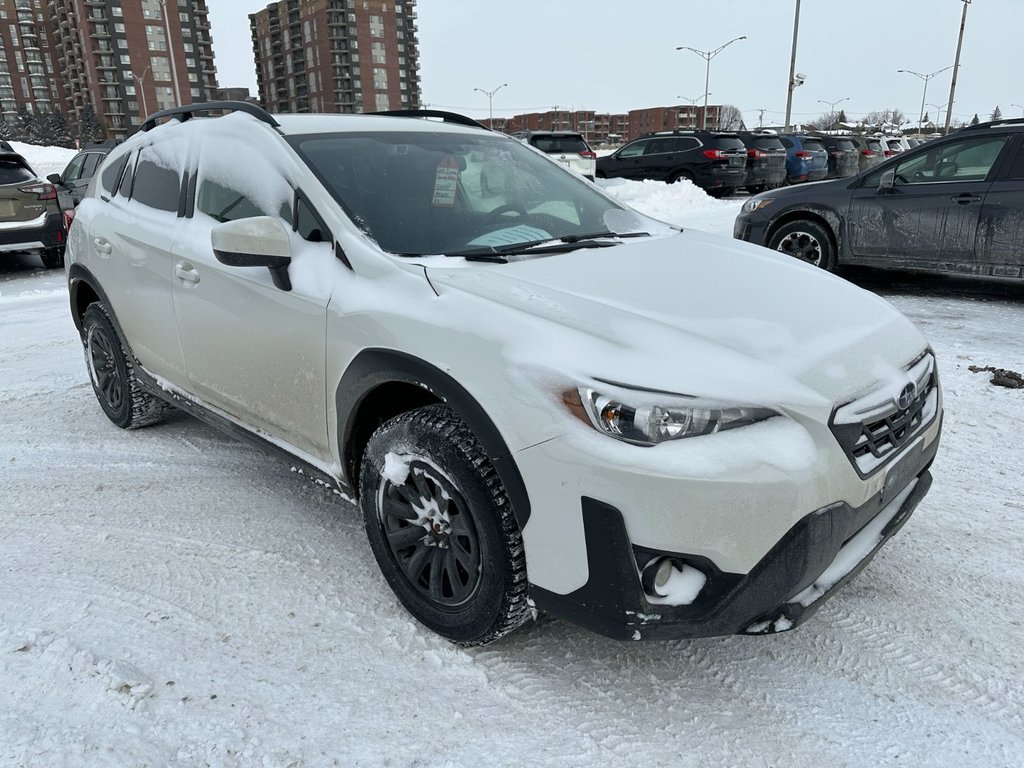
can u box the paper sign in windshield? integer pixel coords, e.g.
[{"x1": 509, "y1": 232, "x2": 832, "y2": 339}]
[{"x1": 432, "y1": 156, "x2": 460, "y2": 207}]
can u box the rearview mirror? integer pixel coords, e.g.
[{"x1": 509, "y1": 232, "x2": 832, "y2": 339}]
[
  {"x1": 878, "y1": 170, "x2": 895, "y2": 191},
  {"x1": 211, "y1": 216, "x2": 293, "y2": 291}
]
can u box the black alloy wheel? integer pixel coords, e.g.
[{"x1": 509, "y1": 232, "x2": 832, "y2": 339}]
[
  {"x1": 360, "y1": 405, "x2": 530, "y2": 645},
  {"x1": 767, "y1": 219, "x2": 836, "y2": 271}
]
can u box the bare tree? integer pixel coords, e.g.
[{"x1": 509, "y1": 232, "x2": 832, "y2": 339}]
[{"x1": 717, "y1": 104, "x2": 745, "y2": 131}]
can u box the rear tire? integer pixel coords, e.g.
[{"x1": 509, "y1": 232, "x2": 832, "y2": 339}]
[
  {"x1": 668, "y1": 171, "x2": 694, "y2": 185},
  {"x1": 767, "y1": 219, "x2": 837, "y2": 271},
  {"x1": 82, "y1": 303, "x2": 170, "y2": 429},
  {"x1": 40, "y1": 247, "x2": 64, "y2": 269},
  {"x1": 359, "y1": 405, "x2": 531, "y2": 645}
]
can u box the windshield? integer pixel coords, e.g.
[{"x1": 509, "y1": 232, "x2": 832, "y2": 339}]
[{"x1": 289, "y1": 130, "x2": 633, "y2": 257}]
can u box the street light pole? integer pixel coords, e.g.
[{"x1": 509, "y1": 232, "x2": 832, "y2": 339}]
[
  {"x1": 676, "y1": 36, "x2": 746, "y2": 130},
  {"x1": 131, "y1": 66, "x2": 151, "y2": 119},
  {"x1": 473, "y1": 83, "x2": 508, "y2": 126},
  {"x1": 784, "y1": 0, "x2": 802, "y2": 132},
  {"x1": 927, "y1": 102, "x2": 948, "y2": 130},
  {"x1": 898, "y1": 66, "x2": 953, "y2": 135},
  {"x1": 816, "y1": 97, "x2": 849, "y2": 128},
  {"x1": 944, "y1": 0, "x2": 972, "y2": 135}
]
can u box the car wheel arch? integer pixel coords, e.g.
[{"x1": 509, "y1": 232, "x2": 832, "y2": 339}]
[
  {"x1": 335, "y1": 348, "x2": 532, "y2": 529},
  {"x1": 68, "y1": 264, "x2": 110, "y2": 334}
]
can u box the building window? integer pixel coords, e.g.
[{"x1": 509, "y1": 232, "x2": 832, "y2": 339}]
[{"x1": 369, "y1": 15, "x2": 383, "y2": 37}]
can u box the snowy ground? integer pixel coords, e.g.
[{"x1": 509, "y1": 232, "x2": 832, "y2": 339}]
[{"x1": 1, "y1": 145, "x2": 1023, "y2": 767}]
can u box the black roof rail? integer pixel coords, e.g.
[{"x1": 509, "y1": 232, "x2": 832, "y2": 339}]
[
  {"x1": 959, "y1": 116, "x2": 1024, "y2": 132},
  {"x1": 140, "y1": 101, "x2": 279, "y2": 132},
  {"x1": 370, "y1": 109, "x2": 489, "y2": 130}
]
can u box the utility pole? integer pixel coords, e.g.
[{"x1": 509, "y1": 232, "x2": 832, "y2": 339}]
[
  {"x1": 784, "y1": 0, "x2": 802, "y2": 132},
  {"x1": 944, "y1": 0, "x2": 971, "y2": 134},
  {"x1": 756, "y1": 108, "x2": 766, "y2": 129}
]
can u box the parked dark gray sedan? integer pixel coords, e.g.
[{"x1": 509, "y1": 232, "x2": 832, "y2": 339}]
[{"x1": 733, "y1": 119, "x2": 1024, "y2": 279}]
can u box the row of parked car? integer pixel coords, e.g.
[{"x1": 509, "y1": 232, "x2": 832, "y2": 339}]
[{"x1": 594, "y1": 129, "x2": 930, "y2": 197}]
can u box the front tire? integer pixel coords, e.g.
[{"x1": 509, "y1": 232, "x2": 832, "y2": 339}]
[
  {"x1": 82, "y1": 303, "x2": 170, "y2": 429},
  {"x1": 767, "y1": 219, "x2": 837, "y2": 271},
  {"x1": 359, "y1": 405, "x2": 530, "y2": 645}
]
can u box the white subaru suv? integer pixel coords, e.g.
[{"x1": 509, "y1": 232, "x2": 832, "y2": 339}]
[{"x1": 65, "y1": 103, "x2": 942, "y2": 645}]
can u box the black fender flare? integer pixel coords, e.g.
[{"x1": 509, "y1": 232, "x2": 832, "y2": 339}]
[{"x1": 336, "y1": 348, "x2": 532, "y2": 528}]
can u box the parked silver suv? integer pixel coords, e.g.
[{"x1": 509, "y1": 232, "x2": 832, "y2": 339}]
[{"x1": 66, "y1": 103, "x2": 941, "y2": 645}]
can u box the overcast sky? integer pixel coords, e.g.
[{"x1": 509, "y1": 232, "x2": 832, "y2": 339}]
[{"x1": 208, "y1": 0, "x2": 1021, "y2": 127}]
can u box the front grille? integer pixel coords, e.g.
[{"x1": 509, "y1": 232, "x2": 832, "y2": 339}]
[{"x1": 830, "y1": 352, "x2": 939, "y2": 476}]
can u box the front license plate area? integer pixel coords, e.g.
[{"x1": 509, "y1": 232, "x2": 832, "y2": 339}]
[{"x1": 881, "y1": 439, "x2": 925, "y2": 503}]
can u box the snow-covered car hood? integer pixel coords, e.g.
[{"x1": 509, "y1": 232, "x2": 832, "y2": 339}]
[{"x1": 423, "y1": 230, "x2": 928, "y2": 409}]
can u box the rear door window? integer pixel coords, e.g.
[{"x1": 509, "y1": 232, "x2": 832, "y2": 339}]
[
  {"x1": 131, "y1": 149, "x2": 182, "y2": 213},
  {"x1": 835, "y1": 139, "x2": 856, "y2": 152},
  {"x1": 803, "y1": 138, "x2": 826, "y2": 153}
]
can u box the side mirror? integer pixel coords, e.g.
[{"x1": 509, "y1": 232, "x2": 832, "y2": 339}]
[
  {"x1": 211, "y1": 216, "x2": 293, "y2": 291},
  {"x1": 878, "y1": 170, "x2": 895, "y2": 191},
  {"x1": 46, "y1": 173, "x2": 63, "y2": 186}
]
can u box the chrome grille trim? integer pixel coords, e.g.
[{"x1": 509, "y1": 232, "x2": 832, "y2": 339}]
[{"x1": 830, "y1": 352, "x2": 939, "y2": 477}]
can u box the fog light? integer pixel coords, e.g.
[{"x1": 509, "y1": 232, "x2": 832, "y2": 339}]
[{"x1": 641, "y1": 557, "x2": 676, "y2": 598}]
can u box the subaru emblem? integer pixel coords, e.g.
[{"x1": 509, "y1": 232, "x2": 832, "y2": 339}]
[{"x1": 897, "y1": 382, "x2": 916, "y2": 410}]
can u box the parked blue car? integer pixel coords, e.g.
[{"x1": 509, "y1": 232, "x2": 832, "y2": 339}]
[{"x1": 779, "y1": 134, "x2": 828, "y2": 183}]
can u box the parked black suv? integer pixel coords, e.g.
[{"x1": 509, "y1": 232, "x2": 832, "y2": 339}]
[
  {"x1": 596, "y1": 130, "x2": 747, "y2": 196},
  {"x1": 815, "y1": 135, "x2": 860, "y2": 179},
  {"x1": 734, "y1": 118, "x2": 1024, "y2": 280},
  {"x1": 737, "y1": 132, "x2": 787, "y2": 193}
]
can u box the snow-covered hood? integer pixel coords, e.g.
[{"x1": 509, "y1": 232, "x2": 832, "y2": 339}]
[{"x1": 424, "y1": 230, "x2": 928, "y2": 410}]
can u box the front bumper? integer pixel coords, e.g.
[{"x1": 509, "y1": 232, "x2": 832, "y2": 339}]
[
  {"x1": 732, "y1": 211, "x2": 770, "y2": 245},
  {"x1": 529, "y1": 428, "x2": 938, "y2": 640}
]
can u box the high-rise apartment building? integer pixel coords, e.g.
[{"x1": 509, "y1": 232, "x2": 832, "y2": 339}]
[
  {"x1": 0, "y1": 0, "x2": 65, "y2": 118},
  {"x1": 250, "y1": 0, "x2": 420, "y2": 114},
  {"x1": 0, "y1": 0, "x2": 218, "y2": 140}
]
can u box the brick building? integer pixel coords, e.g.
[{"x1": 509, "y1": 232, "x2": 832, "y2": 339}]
[
  {"x1": 250, "y1": 0, "x2": 420, "y2": 114},
  {"x1": 0, "y1": 0, "x2": 218, "y2": 140}
]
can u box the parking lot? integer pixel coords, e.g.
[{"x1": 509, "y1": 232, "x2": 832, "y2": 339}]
[{"x1": 2, "y1": 174, "x2": 1022, "y2": 765}]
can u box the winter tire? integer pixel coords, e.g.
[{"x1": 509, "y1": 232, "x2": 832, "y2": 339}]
[
  {"x1": 767, "y1": 219, "x2": 837, "y2": 271},
  {"x1": 82, "y1": 303, "x2": 170, "y2": 429},
  {"x1": 359, "y1": 405, "x2": 530, "y2": 645}
]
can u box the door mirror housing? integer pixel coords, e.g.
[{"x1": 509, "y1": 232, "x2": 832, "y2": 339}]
[
  {"x1": 212, "y1": 216, "x2": 293, "y2": 291},
  {"x1": 878, "y1": 170, "x2": 895, "y2": 191},
  {"x1": 46, "y1": 173, "x2": 64, "y2": 186}
]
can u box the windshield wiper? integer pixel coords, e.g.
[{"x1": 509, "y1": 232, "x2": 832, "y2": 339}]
[{"x1": 447, "y1": 230, "x2": 650, "y2": 261}]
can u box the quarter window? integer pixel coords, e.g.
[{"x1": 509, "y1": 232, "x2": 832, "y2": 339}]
[{"x1": 99, "y1": 151, "x2": 130, "y2": 196}]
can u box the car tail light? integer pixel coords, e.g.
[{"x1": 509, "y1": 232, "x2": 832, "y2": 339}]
[
  {"x1": 747, "y1": 148, "x2": 767, "y2": 159},
  {"x1": 861, "y1": 149, "x2": 875, "y2": 156},
  {"x1": 578, "y1": 150, "x2": 597, "y2": 159},
  {"x1": 882, "y1": 150, "x2": 895, "y2": 157},
  {"x1": 62, "y1": 207, "x2": 76, "y2": 232},
  {"x1": 703, "y1": 149, "x2": 729, "y2": 159},
  {"x1": 19, "y1": 182, "x2": 57, "y2": 200},
  {"x1": 795, "y1": 151, "x2": 812, "y2": 160}
]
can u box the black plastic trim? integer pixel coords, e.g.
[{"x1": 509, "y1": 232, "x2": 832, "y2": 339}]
[{"x1": 335, "y1": 349, "x2": 531, "y2": 528}]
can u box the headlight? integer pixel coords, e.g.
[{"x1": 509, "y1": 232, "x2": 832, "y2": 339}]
[
  {"x1": 563, "y1": 387, "x2": 778, "y2": 446},
  {"x1": 741, "y1": 197, "x2": 775, "y2": 214}
]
